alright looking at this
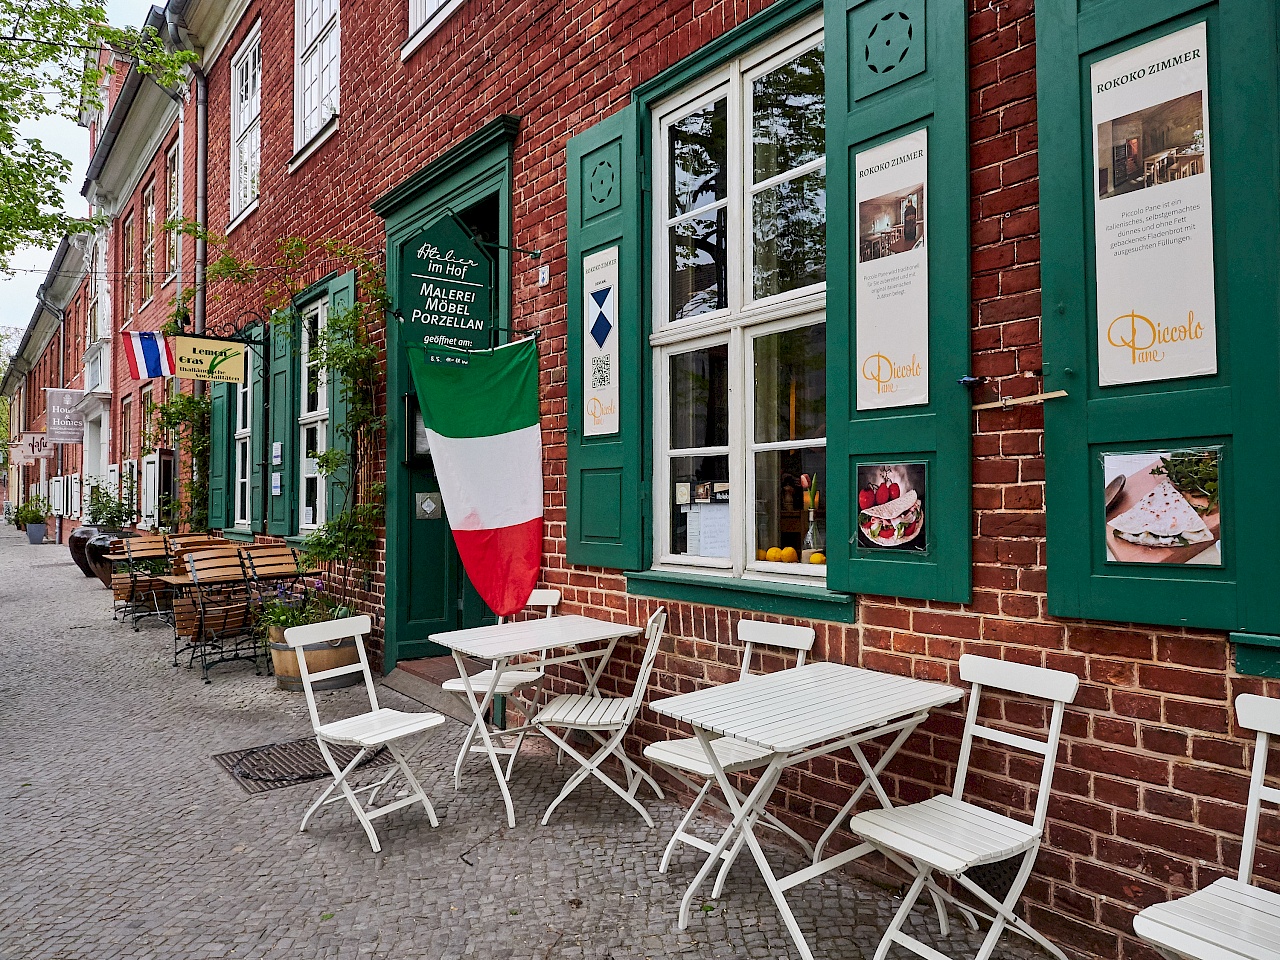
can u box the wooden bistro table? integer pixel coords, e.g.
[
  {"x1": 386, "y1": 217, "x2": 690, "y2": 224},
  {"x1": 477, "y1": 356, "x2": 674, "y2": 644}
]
[
  {"x1": 429, "y1": 614, "x2": 642, "y2": 828},
  {"x1": 651, "y1": 662, "x2": 963, "y2": 960}
]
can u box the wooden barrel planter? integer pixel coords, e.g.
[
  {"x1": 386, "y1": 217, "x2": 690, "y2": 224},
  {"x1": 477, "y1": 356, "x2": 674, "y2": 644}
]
[{"x1": 267, "y1": 625, "x2": 362, "y2": 692}]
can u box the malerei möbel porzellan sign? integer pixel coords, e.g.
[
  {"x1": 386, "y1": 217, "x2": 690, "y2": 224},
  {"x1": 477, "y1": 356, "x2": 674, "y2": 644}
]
[{"x1": 399, "y1": 215, "x2": 493, "y2": 362}]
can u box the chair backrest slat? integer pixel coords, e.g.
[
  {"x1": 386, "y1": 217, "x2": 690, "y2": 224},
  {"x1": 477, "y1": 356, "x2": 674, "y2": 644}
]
[
  {"x1": 736, "y1": 620, "x2": 816, "y2": 681},
  {"x1": 625, "y1": 607, "x2": 668, "y2": 716},
  {"x1": 953, "y1": 654, "x2": 1079, "y2": 832},
  {"x1": 285, "y1": 615, "x2": 377, "y2": 734},
  {"x1": 1235, "y1": 694, "x2": 1280, "y2": 883}
]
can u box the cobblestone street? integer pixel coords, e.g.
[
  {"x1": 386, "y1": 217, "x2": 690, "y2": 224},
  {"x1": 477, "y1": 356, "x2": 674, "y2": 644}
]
[{"x1": 0, "y1": 528, "x2": 1045, "y2": 960}]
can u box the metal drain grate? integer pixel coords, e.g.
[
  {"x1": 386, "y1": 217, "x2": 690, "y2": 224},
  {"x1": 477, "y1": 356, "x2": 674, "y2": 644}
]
[{"x1": 212, "y1": 738, "x2": 394, "y2": 795}]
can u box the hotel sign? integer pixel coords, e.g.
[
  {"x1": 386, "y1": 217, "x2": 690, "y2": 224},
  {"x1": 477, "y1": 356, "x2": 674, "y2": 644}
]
[{"x1": 399, "y1": 215, "x2": 494, "y2": 362}]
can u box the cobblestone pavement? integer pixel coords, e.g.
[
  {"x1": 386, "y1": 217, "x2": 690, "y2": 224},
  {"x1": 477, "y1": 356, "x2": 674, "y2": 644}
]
[{"x1": 0, "y1": 527, "x2": 1046, "y2": 960}]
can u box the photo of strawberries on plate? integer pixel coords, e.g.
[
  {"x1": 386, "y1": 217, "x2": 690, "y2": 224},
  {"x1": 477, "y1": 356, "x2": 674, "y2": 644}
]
[{"x1": 855, "y1": 463, "x2": 927, "y2": 552}]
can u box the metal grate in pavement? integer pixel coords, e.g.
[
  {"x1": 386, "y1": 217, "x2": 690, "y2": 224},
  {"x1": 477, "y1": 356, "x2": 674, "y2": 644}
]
[{"x1": 212, "y1": 738, "x2": 394, "y2": 795}]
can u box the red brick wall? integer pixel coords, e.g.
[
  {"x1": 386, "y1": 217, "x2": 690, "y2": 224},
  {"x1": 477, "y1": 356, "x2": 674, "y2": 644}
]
[{"x1": 186, "y1": 2, "x2": 1280, "y2": 958}]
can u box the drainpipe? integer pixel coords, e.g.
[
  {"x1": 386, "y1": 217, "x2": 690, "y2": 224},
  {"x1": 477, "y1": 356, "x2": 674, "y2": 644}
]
[{"x1": 192, "y1": 63, "x2": 207, "y2": 342}]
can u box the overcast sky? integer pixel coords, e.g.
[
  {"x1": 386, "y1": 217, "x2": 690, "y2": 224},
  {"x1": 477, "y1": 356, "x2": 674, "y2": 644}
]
[{"x1": 1, "y1": 0, "x2": 160, "y2": 345}]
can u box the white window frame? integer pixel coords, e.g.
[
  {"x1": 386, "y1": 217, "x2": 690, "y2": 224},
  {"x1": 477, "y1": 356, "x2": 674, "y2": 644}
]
[
  {"x1": 650, "y1": 17, "x2": 826, "y2": 584},
  {"x1": 298, "y1": 300, "x2": 328, "y2": 531},
  {"x1": 233, "y1": 356, "x2": 253, "y2": 528},
  {"x1": 294, "y1": 0, "x2": 340, "y2": 150},
  {"x1": 120, "y1": 396, "x2": 133, "y2": 461},
  {"x1": 231, "y1": 24, "x2": 262, "y2": 220},
  {"x1": 165, "y1": 142, "x2": 181, "y2": 278},
  {"x1": 404, "y1": 0, "x2": 465, "y2": 58},
  {"x1": 141, "y1": 182, "x2": 156, "y2": 304}
]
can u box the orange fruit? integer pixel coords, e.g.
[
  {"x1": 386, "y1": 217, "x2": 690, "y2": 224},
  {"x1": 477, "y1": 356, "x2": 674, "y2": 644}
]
[
  {"x1": 809, "y1": 552, "x2": 826, "y2": 564},
  {"x1": 765, "y1": 547, "x2": 783, "y2": 562},
  {"x1": 780, "y1": 546, "x2": 799, "y2": 563},
  {"x1": 756, "y1": 549, "x2": 767, "y2": 561}
]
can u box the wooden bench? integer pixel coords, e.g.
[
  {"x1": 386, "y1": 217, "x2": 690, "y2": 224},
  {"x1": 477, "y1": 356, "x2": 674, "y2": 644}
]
[{"x1": 187, "y1": 548, "x2": 260, "y2": 683}]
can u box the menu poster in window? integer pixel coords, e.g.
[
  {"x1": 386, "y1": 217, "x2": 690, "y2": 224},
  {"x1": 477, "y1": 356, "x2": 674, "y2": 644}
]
[
  {"x1": 854, "y1": 129, "x2": 929, "y2": 410},
  {"x1": 855, "y1": 462, "x2": 926, "y2": 551},
  {"x1": 1091, "y1": 22, "x2": 1216, "y2": 386},
  {"x1": 583, "y1": 246, "x2": 620, "y2": 437},
  {"x1": 1102, "y1": 448, "x2": 1221, "y2": 565}
]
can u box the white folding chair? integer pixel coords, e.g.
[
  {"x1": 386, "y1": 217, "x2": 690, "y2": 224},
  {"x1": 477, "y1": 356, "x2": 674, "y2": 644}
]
[
  {"x1": 644, "y1": 620, "x2": 816, "y2": 897},
  {"x1": 849, "y1": 654, "x2": 1079, "y2": 960},
  {"x1": 287, "y1": 615, "x2": 447, "y2": 853},
  {"x1": 1134, "y1": 693, "x2": 1280, "y2": 960},
  {"x1": 533, "y1": 606, "x2": 668, "y2": 826},
  {"x1": 442, "y1": 588, "x2": 561, "y2": 785}
]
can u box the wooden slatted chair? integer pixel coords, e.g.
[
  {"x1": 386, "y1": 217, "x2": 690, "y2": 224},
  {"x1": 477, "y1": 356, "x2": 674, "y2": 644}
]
[
  {"x1": 120, "y1": 535, "x2": 173, "y2": 631},
  {"x1": 442, "y1": 589, "x2": 562, "y2": 786},
  {"x1": 848, "y1": 654, "x2": 1080, "y2": 960},
  {"x1": 287, "y1": 615, "x2": 447, "y2": 852},
  {"x1": 532, "y1": 607, "x2": 667, "y2": 827},
  {"x1": 186, "y1": 548, "x2": 259, "y2": 683},
  {"x1": 165, "y1": 536, "x2": 224, "y2": 576},
  {"x1": 644, "y1": 620, "x2": 816, "y2": 897},
  {"x1": 241, "y1": 544, "x2": 307, "y2": 609},
  {"x1": 1133, "y1": 693, "x2": 1280, "y2": 960}
]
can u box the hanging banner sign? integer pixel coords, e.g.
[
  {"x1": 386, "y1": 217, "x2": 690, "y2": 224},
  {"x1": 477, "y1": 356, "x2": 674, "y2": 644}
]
[
  {"x1": 582, "y1": 245, "x2": 620, "y2": 437},
  {"x1": 855, "y1": 128, "x2": 929, "y2": 410},
  {"x1": 1091, "y1": 22, "x2": 1216, "y2": 386},
  {"x1": 44, "y1": 388, "x2": 85, "y2": 443},
  {"x1": 172, "y1": 335, "x2": 247, "y2": 383},
  {"x1": 13, "y1": 432, "x2": 53, "y2": 463},
  {"x1": 399, "y1": 214, "x2": 494, "y2": 364}
]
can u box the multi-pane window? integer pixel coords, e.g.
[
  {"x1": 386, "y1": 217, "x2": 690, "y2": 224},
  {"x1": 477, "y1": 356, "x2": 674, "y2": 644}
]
[
  {"x1": 165, "y1": 144, "x2": 180, "y2": 276},
  {"x1": 653, "y1": 20, "x2": 826, "y2": 580},
  {"x1": 296, "y1": 0, "x2": 339, "y2": 147},
  {"x1": 233, "y1": 357, "x2": 253, "y2": 527},
  {"x1": 140, "y1": 384, "x2": 154, "y2": 449},
  {"x1": 87, "y1": 245, "x2": 100, "y2": 341},
  {"x1": 122, "y1": 215, "x2": 136, "y2": 316},
  {"x1": 141, "y1": 183, "x2": 156, "y2": 302},
  {"x1": 231, "y1": 27, "x2": 261, "y2": 217},
  {"x1": 120, "y1": 396, "x2": 133, "y2": 460},
  {"x1": 409, "y1": 0, "x2": 446, "y2": 37},
  {"x1": 298, "y1": 301, "x2": 328, "y2": 529}
]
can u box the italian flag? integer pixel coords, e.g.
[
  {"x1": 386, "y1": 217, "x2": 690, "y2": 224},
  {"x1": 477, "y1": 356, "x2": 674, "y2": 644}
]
[{"x1": 406, "y1": 339, "x2": 543, "y2": 617}]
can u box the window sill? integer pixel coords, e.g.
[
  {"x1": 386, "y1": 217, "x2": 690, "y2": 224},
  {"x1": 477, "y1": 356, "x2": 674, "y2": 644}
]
[
  {"x1": 1232, "y1": 632, "x2": 1280, "y2": 678},
  {"x1": 627, "y1": 569, "x2": 855, "y2": 623},
  {"x1": 285, "y1": 535, "x2": 312, "y2": 549},
  {"x1": 289, "y1": 116, "x2": 340, "y2": 174},
  {"x1": 227, "y1": 198, "x2": 259, "y2": 233},
  {"x1": 401, "y1": 0, "x2": 467, "y2": 61},
  {"x1": 220, "y1": 528, "x2": 256, "y2": 543}
]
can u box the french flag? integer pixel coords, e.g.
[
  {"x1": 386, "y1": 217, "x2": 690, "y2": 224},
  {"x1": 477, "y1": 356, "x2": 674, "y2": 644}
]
[{"x1": 123, "y1": 331, "x2": 176, "y2": 380}]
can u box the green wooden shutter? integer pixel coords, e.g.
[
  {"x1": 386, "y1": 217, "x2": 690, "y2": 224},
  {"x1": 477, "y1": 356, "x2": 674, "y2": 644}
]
[
  {"x1": 248, "y1": 327, "x2": 266, "y2": 531},
  {"x1": 267, "y1": 313, "x2": 298, "y2": 536},
  {"x1": 326, "y1": 271, "x2": 356, "y2": 520},
  {"x1": 824, "y1": 0, "x2": 972, "y2": 602},
  {"x1": 1039, "y1": 0, "x2": 1280, "y2": 630},
  {"x1": 207, "y1": 381, "x2": 232, "y2": 530},
  {"x1": 565, "y1": 103, "x2": 646, "y2": 570}
]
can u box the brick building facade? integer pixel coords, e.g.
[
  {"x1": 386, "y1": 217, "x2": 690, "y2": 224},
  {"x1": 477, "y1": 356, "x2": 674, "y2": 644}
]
[{"x1": 4, "y1": 1, "x2": 1278, "y2": 958}]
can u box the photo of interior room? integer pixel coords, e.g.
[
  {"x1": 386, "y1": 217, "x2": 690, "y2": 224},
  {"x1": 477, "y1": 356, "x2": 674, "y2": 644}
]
[
  {"x1": 1097, "y1": 91, "x2": 1206, "y2": 199},
  {"x1": 857, "y1": 182, "x2": 924, "y2": 262}
]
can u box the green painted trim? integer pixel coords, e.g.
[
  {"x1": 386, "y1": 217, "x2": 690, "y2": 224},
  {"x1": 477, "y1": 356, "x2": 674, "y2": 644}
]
[
  {"x1": 372, "y1": 115, "x2": 520, "y2": 217},
  {"x1": 220, "y1": 529, "x2": 255, "y2": 543},
  {"x1": 627, "y1": 570, "x2": 856, "y2": 624},
  {"x1": 293, "y1": 271, "x2": 338, "y2": 309},
  {"x1": 1232, "y1": 633, "x2": 1280, "y2": 679},
  {"x1": 632, "y1": 0, "x2": 821, "y2": 106}
]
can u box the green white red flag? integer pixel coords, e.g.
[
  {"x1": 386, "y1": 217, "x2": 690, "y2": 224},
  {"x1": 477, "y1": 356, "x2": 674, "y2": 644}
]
[{"x1": 406, "y1": 339, "x2": 543, "y2": 617}]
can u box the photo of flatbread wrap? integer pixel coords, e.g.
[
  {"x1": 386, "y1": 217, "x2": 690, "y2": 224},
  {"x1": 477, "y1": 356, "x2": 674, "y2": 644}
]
[
  {"x1": 1103, "y1": 450, "x2": 1221, "y2": 565},
  {"x1": 858, "y1": 489, "x2": 924, "y2": 547}
]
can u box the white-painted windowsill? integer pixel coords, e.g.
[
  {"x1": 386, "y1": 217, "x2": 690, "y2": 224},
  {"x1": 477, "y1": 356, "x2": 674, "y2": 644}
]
[
  {"x1": 401, "y1": 0, "x2": 466, "y2": 62},
  {"x1": 227, "y1": 198, "x2": 260, "y2": 234},
  {"x1": 288, "y1": 117, "x2": 340, "y2": 174}
]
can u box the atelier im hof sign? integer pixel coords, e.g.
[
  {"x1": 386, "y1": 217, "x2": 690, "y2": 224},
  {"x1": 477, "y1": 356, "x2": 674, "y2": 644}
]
[{"x1": 400, "y1": 214, "x2": 494, "y2": 363}]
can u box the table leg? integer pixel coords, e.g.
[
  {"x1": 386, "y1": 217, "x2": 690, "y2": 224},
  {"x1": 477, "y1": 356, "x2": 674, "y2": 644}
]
[
  {"x1": 453, "y1": 651, "x2": 519, "y2": 828},
  {"x1": 682, "y1": 727, "x2": 817, "y2": 960}
]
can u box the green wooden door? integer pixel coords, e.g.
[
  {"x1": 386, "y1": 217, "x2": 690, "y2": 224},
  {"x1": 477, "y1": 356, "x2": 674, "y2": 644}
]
[
  {"x1": 376, "y1": 118, "x2": 517, "y2": 669},
  {"x1": 1038, "y1": 0, "x2": 1280, "y2": 630}
]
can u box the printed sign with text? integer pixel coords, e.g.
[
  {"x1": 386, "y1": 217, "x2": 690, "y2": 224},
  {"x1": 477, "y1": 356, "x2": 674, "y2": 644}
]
[{"x1": 582, "y1": 246, "x2": 620, "y2": 436}]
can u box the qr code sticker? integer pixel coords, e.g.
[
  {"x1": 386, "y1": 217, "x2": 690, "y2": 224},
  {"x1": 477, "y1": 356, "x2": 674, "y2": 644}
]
[{"x1": 591, "y1": 355, "x2": 611, "y2": 389}]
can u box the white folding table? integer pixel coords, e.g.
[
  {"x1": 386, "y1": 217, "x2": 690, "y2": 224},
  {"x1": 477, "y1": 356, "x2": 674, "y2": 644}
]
[
  {"x1": 651, "y1": 661, "x2": 963, "y2": 960},
  {"x1": 430, "y1": 614, "x2": 642, "y2": 827}
]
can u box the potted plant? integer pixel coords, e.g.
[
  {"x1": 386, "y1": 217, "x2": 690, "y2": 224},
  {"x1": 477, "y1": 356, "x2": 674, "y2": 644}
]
[
  {"x1": 83, "y1": 481, "x2": 141, "y2": 586},
  {"x1": 259, "y1": 583, "x2": 361, "y2": 691},
  {"x1": 11, "y1": 497, "x2": 50, "y2": 544}
]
